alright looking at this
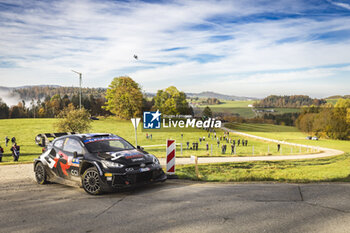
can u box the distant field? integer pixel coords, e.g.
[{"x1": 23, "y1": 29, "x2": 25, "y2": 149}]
[
  {"x1": 0, "y1": 118, "x2": 309, "y2": 164},
  {"x1": 198, "y1": 100, "x2": 256, "y2": 118},
  {"x1": 198, "y1": 100, "x2": 303, "y2": 117},
  {"x1": 326, "y1": 98, "x2": 339, "y2": 105},
  {"x1": 255, "y1": 107, "x2": 300, "y2": 114},
  {"x1": 225, "y1": 123, "x2": 350, "y2": 153}
]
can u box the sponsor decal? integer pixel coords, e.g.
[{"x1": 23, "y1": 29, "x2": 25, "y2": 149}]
[
  {"x1": 71, "y1": 169, "x2": 79, "y2": 176},
  {"x1": 108, "y1": 151, "x2": 144, "y2": 161},
  {"x1": 54, "y1": 151, "x2": 70, "y2": 176},
  {"x1": 83, "y1": 136, "x2": 121, "y2": 144},
  {"x1": 140, "y1": 167, "x2": 150, "y2": 172},
  {"x1": 72, "y1": 158, "x2": 80, "y2": 164},
  {"x1": 132, "y1": 158, "x2": 144, "y2": 162}
]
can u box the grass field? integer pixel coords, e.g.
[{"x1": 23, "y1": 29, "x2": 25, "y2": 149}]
[
  {"x1": 327, "y1": 98, "x2": 339, "y2": 105},
  {"x1": 198, "y1": 100, "x2": 256, "y2": 118},
  {"x1": 176, "y1": 123, "x2": 350, "y2": 182},
  {"x1": 198, "y1": 100, "x2": 303, "y2": 118},
  {"x1": 0, "y1": 118, "x2": 310, "y2": 164}
]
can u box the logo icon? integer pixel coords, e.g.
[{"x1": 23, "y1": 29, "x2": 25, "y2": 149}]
[{"x1": 143, "y1": 110, "x2": 161, "y2": 129}]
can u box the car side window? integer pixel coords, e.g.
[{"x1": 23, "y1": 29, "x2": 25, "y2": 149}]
[
  {"x1": 54, "y1": 139, "x2": 64, "y2": 149},
  {"x1": 63, "y1": 138, "x2": 84, "y2": 154}
]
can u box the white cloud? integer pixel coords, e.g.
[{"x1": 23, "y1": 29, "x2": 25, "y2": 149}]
[
  {"x1": 328, "y1": 1, "x2": 350, "y2": 10},
  {"x1": 0, "y1": 0, "x2": 349, "y2": 98}
]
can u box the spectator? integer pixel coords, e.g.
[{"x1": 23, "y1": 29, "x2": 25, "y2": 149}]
[
  {"x1": 237, "y1": 139, "x2": 240, "y2": 146},
  {"x1": 11, "y1": 136, "x2": 16, "y2": 144},
  {"x1": 11, "y1": 143, "x2": 20, "y2": 161},
  {"x1": 206, "y1": 143, "x2": 209, "y2": 151},
  {"x1": 186, "y1": 141, "x2": 189, "y2": 149},
  {"x1": 0, "y1": 144, "x2": 3, "y2": 162},
  {"x1": 245, "y1": 140, "x2": 248, "y2": 146},
  {"x1": 5, "y1": 136, "x2": 9, "y2": 147},
  {"x1": 277, "y1": 144, "x2": 281, "y2": 152},
  {"x1": 231, "y1": 144, "x2": 234, "y2": 155}
]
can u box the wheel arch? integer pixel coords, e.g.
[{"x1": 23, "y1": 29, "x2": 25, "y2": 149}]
[{"x1": 80, "y1": 161, "x2": 103, "y2": 176}]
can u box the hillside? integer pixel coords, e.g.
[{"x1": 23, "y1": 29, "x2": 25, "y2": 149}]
[
  {"x1": 254, "y1": 95, "x2": 326, "y2": 108},
  {"x1": 186, "y1": 91, "x2": 258, "y2": 101},
  {"x1": 0, "y1": 85, "x2": 258, "y2": 102}
]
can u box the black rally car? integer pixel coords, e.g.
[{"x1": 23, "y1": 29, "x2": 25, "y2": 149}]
[{"x1": 34, "y1": 133, "x2": 166, "y2": 195}]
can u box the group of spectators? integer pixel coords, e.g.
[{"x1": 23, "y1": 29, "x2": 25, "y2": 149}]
[
  {"x1": 0, "y1": 136, "x2": 20, "y2": 162},
  {"x1": 183, "y1": 130, "x2": 250, "y2": 155}
]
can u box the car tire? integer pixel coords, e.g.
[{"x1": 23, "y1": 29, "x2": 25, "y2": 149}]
[
  {"x1": 35, "y1": 162, "x2": 48, "y2": 184},
  {"x1": 82, "y1": 167, "x2": 103, "y2": 195}
]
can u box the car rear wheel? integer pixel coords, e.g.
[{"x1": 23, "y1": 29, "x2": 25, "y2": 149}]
[
  {"x1": 82, "y1": 167, "x2": 103, "y2": 195},
  {"x1": 35, "y1": 162, "x2": 47, "y2": 184}
]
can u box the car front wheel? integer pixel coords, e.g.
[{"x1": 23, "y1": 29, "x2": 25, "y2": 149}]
[
  {"x1": 82, "y1": 167, "x2": 103, "y2": 195},
  {"x1": 35, "y1": 162, "x2": 47, "y2": 184}
]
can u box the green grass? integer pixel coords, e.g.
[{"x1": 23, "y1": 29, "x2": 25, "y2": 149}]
[
  {"x1": 224, "y1": 123, "x2": 350, "y2": 152},
  {"x1": 198, "y1": 100, "x2": 302, "y2": 117},
  {"x1": 176, "y1": 123, "x2": 350, "y2": 182},
  {"x1": 0, "y1": 118, "x2": 309, "y2": 164},
  {"x1": 176, "y1": 153, "x2": 350, "y2": 182},
  {"x1": 327, "y1": 98, "x2": 339, "y2": 105},
  {"x1": 198, "y1": 100, "x2": 256, "y2": 118}
]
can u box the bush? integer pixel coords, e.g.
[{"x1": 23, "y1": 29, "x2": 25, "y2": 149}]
[{"x1": 55, "y1": 105, "x2": 92, "y2": 133}]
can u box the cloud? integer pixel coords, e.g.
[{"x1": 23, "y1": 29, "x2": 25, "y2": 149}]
[
  {"x1": 0, "y1": 0, "x2": 349, "y2": 98},
  {"x1": 328, "y1": 1, "x2": 350, "y2": 10}
]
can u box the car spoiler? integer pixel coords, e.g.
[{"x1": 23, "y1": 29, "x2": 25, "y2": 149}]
[{"x1": 35, "y1": 132, "x2": 77, "y2": 147}]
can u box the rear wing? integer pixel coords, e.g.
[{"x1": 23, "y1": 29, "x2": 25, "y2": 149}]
[{"x1": 35, "y1": 132, "x2": 77, "y2": 147}]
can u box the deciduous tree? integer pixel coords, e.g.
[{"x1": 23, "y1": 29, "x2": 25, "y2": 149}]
[{"x1": 103, "y1": 76, "x2": 143, "y2": 119}]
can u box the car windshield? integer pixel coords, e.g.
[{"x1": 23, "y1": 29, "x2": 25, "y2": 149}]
[{"x1": 83, "y1": 136, "x2": 134, "y2": 153}]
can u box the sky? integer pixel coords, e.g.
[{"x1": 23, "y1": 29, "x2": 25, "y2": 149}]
[{"x1": 0, "y1": 0, "x2": 350, "y2": 98}]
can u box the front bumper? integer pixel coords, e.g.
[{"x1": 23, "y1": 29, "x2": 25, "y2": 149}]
[{"x1": 102, "y1": 165, "x2": 167, "y2": 188}]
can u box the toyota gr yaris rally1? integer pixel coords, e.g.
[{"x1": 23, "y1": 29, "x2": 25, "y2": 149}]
[{"x1": 34, "y1": 133, "x2": 166, "y2": 195}]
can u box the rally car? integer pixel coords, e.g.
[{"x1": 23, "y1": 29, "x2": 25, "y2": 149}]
[{"x1": 34, "y1": 133, "x2": 166, "y2": 195}]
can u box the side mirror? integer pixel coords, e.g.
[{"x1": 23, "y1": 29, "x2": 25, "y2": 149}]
[
  {"x1": 137, "y1": 145, "x2": 144, "y2": 151},
  {"x1": 73, "y1": 151, "x2": 78, "y2": 158},
  {"x1": 137, "y1": 145, "x2": 148, "y2": 154}
]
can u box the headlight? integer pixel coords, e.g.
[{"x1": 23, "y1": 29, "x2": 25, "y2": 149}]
[
  {"x1": 152, "y1": 155, "x2": 160, "y2": 164},
  {"x1": 101, "y1": 160, "x2": 124, "y2": 169}
]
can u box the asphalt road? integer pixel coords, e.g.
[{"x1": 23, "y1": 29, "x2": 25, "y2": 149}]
[{"x1": 0, "y1": 164, "x2": 349, "y2": 233}]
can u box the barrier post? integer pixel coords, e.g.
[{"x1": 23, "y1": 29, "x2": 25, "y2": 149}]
[
  {"x1": 195, "y1": 156, "x2": 199, "y2": 179},
  {"x1": 166, "y1": 139, "x2": 177, "y2": 179}
]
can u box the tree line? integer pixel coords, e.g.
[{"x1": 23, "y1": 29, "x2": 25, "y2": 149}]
[
  {"x1": 296, "y1": 99, "x2": 350, "y2": 140},
  {"x1": 104, "y1": 77, "x2": 193, "y2": 119},
  {"x1": 0, "y1": 76, "x2": 193, "y2": 119},
  {"x1": 13, "y1": 86, "x2": 106, "y2": 100},
  {"x1": 0, "y1": 94, "x2": 108, "y2": 119},
  {"x1": 254, "y1": 95, "x2": 326, "y2": 108}
]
